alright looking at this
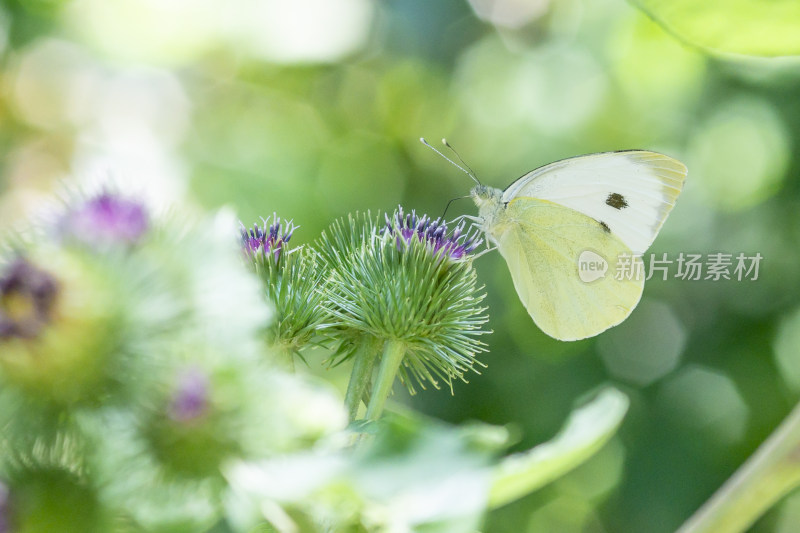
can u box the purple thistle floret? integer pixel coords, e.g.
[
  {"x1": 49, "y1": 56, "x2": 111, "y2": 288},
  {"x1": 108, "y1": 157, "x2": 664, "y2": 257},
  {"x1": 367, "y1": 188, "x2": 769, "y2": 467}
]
[
  {"x1": 239, "y1": 214, "x2": 296, "y2": 263},
  {"x1": 0, "y1": 481, "x2": 9, "y2": 533},
  {"x1": 385, "y1": 206, "x2": 481, "y2": 261},
  {"x1": 168, "y1": 367, "x2": 211, "y2": 423},
  {"x1": 63, "y1": 192, "x2": 149, "y2": 246},
  {"x1": 0, "y1": 257, "x2": 59, "y2": 340}
]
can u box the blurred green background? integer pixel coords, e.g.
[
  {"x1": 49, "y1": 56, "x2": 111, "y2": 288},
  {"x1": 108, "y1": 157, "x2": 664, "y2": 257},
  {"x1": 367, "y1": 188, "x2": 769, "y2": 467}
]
[{"x1": 0, "y1": 0, "x2": 799, "y2": 531}]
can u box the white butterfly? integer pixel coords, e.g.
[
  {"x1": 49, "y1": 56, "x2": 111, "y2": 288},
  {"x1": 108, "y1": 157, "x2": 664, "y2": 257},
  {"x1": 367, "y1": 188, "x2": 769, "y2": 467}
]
[{"x1": 425, "y1": 140, "x2": 687, "y2": 341}]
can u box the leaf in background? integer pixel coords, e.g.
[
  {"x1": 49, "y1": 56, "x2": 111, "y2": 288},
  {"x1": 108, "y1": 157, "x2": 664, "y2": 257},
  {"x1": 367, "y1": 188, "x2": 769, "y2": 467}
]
[
  {"x1": 488, "y1": 387, "x2": 629, "y2": 509},
  {"x1": 224, "y1": 410, "x2": 510, "y2": 532},
  {"x1": 629, "y1": 0, "x2": 800, "y2": 57}
]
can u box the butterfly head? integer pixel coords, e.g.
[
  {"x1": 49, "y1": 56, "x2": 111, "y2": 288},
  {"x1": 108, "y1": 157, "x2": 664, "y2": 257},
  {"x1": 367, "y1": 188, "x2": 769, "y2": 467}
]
[{"x1": 470, "y1": 185, "x2": 501, "y2": 208}]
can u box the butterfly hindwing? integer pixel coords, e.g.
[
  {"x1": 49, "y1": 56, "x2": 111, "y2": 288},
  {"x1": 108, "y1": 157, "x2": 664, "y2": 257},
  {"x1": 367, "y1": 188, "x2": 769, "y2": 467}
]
[
  {"x1": 501, "y1": 151, "x2": 687, "y2": 255},
  {"x1": 491, "y1": 197, "x2": 645, "y2": 341}
]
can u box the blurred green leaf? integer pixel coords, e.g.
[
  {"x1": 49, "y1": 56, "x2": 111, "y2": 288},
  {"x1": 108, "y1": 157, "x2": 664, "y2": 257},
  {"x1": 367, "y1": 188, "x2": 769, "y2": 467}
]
[
  {"x1": 629, "y1": 0, "x2": 800, "y2": 57},
  {"x1": 488, "y1": 387, "x2": 629, "y2": 509},
  {"x1": 225, "y1": 410, "x2": 509, "y2": 531}
]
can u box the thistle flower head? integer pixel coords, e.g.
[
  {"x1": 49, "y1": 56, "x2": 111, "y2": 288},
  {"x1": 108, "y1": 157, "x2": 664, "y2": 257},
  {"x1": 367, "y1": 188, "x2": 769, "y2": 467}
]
[
  {"x1": 321, "y1": 209, "x2": 489, "y2": 392},
  {"x1": 168, "y1": 367, "x2": 211, "y2": 423},
  {"x1": 385, "y1": 206, "x2": 481, "y2": 261},
  {"x1": 239, "y1": 215, "x2": 326, "y2": 362},
  {"x1": 0, "y1": 257, "x2": 59, "y2": 340},
  {"x1": 0, "y1": 249, "x2": 128, "y2": 406},
  {"x1": 61, "y1": 191, "x2": 149, "y2": 247},
  {"x1": 240, "y1": 214, "x2": 296, "y2": 264}
]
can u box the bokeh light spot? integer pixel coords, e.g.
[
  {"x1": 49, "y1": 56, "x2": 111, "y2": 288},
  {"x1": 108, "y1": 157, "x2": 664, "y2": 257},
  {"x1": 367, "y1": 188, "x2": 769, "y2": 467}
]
[
  {"x1": 230, "y1": 0, "x2": 374, "y2": 64},
  {"x1": 609, "y1": 13, "x2": 705, "y2": 113},
  {"x1": 11, "y1": 39, "x2": 94, "y2": 129},
  {"x1": 688, "y1": 97, "x2": 790, "y2": 212},
  {"x1": 467, "y1": 0, "x2": 550, "y2": 29},
  {"x1": 597, "y1": 299, "x2": 686, "y2": 386},
  {"x1": 658, "y1": 365, "x2": 749, "y2": 446},
  {"x1": 457, "y1": 37, "x2": 607, "y2": 135},
  {"x1": 65, "y1": 0, "x2": 222, "y2": 65}
]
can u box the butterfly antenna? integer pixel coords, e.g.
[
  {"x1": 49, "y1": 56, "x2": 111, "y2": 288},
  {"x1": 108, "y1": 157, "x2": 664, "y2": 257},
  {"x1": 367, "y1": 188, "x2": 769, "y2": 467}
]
[
  {"x1": 441, "y1": 195, "x2": 470, "y2": 219},
  {"x1": 441, "y1": 138, "x2": 481, "y2": 185},
  {"x1": 420, "y1": 137, "x2": 481, "y2": 186}
]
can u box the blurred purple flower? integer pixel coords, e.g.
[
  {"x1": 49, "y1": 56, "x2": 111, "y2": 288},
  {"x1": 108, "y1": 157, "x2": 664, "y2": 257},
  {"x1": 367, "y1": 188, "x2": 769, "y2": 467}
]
[
  {"x1": 240, "y1": 214, "x2": 296, "y2": 263},
  {"x1": 0, "y1": 257, "x2": 59, "y2": 340},
  {"x1": 168, "y1": 367, "x2": 211, "y2": 423},
  {"x1": 385, "y1": 206, "x2": 481, "y2": 261},
  {"x1": 0, "y1": 481, "x2": 9, "y2": 533},
  {"x1": 63, "y1": 192, "x2": 149, "y2": 246}
]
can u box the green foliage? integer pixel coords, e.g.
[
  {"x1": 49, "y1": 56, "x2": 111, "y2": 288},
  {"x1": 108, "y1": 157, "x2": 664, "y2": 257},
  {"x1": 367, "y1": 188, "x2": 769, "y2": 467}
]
[
  {"x1": 225, "y1": 409, "x2": 501, "y2": 532},
  {"x1": 488, "y1": 388, "x2": 629, "y2": 509},
  {"x1": 226, "y1": 391, "x2": 631, "y2": 533},
  {"x1": 629, "y1": 0, "x2": 800, "y2": 57}
]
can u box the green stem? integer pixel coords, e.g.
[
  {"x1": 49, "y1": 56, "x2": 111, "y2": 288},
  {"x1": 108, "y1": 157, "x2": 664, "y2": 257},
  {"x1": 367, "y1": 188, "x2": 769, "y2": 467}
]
[
  {"x1": 344, "y1": 336, "x2": 381, "y2": 422},
  {"x1": 364, "y1": 340, "x2": 406, "y2": 421},
  {"x1": 677, "y1": 400, "x2": 800, "y2": 533},
  {"x1": 272, "y1": 343, "x2": 295, "y2": 372}
]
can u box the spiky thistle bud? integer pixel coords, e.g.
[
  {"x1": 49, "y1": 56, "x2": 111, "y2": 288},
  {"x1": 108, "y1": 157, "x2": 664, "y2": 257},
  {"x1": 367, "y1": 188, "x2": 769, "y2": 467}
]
[
  {"x1": 240, "y1": 215, "x2": 327, "y2": 363},
  {"x1": 240, "y1": 214, "x2": 295, "y2": 267},
  {"x1": 320, "y1": 208, "x2": 488, "y2": 394},
  {"x1": 385, "y1": 206, "x2": 482, "y2": 260}
]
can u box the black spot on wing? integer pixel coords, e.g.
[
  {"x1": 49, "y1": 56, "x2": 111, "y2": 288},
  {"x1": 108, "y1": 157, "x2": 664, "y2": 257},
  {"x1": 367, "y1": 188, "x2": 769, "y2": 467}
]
[
  {"x1": 599, "y1": 221, "x2": 611, "y2": 233},
  {"x1": 606, "y1": 193, "x2": 628, "y2": 210}
]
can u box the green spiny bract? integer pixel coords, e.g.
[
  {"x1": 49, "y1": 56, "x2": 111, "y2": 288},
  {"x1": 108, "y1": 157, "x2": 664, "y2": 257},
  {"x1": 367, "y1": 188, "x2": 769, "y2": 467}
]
[
  {"x1": 241, "y1": 215, "x2": 329, "y2": 360},
  {"x1": 319, "y1": 208, "x2": 489, "y2": 393},
  {"x1": 0, "y1": 429, "x2": 109, "y2": 533}
]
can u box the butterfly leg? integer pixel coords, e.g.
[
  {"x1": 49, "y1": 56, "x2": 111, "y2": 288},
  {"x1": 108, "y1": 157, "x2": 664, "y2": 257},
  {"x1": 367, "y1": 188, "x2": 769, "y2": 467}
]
[
  {"x1": 448, "y1": 214, "x2": 483, "y2": 226},
  {"x1": 471, "y1": 245, "x2": 497, "y2": 259},
  {"x1": 468, "y1": 232, "x2": 497, "y2": 259}
]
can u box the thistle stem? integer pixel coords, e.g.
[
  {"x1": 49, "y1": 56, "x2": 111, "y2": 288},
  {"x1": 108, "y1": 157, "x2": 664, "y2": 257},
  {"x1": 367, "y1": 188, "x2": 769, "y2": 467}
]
[
  {"x1": 678, "y1": 400, "x2": 800, "y2": 533},
  {"x1": 364, "y1": 340, "x2": 406, "y2": 421},
  {"x1": 273, "y1": 344, "x2": 295, "y2": 372},
  {"x1": 344, "y1": 335, "x2": 381, "y2": 422}
]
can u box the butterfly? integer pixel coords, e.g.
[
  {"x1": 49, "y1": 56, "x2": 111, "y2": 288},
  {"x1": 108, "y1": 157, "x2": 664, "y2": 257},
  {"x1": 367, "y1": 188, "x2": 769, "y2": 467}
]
[{"x1": 423, "y1": 139, "x2": 687, "y2": 341}]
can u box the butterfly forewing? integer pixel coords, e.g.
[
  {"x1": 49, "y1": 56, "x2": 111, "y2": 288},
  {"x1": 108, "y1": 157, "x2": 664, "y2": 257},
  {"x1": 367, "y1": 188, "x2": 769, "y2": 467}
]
[{"x1": 501, "y1": 151, "x2": 687, "y2": 255}]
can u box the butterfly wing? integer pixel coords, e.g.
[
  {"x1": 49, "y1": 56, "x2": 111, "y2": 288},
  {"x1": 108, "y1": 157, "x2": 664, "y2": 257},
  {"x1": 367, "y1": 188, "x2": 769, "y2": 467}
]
[
  {"x1": 491, "y1": 196, "x2": 645, "y2": 341},
  {"x1": 501, "y1": 151, "x2": 687, "y2": 255}
]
